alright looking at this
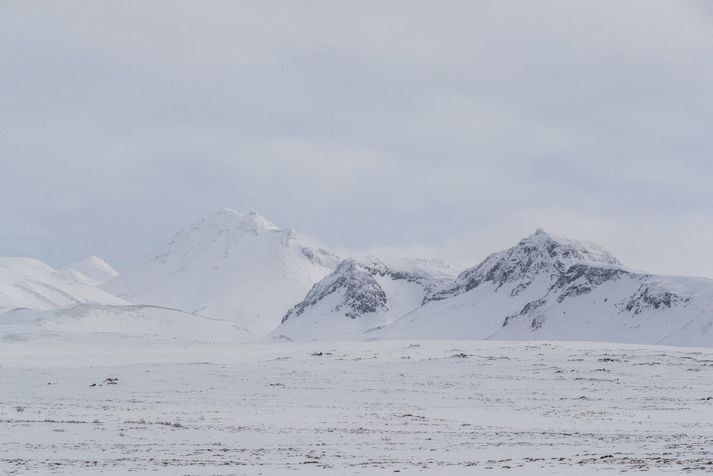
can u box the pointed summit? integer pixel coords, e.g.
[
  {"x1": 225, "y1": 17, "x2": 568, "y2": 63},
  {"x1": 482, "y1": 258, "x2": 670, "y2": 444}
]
[
  {"x1": 242, "y1": 210, "x2": 280, "y2": 233},
  {"x1": 526, "y1": 228, "x2": 550, "y2": 240},
  {"x1": 429, "y1": 231, "x2": 622, "y2": 302},
  {"x1": 515, "y1": 229, "x2": 621, "y2": 268},
  {"x1": 201, "y1": 208, "x2": 279, "y2": 234}
]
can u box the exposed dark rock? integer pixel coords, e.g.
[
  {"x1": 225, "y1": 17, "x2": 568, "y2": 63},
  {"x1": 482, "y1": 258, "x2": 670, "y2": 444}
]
[
  {"x1": 621, "y1": 285, "x2": 690, "y2": 315},
  {"x1": 282, "y1": 258, "x2": 446, "y2": 323}
]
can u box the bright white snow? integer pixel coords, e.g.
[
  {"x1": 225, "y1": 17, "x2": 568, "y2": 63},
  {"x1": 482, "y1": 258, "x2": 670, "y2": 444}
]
[
  {"x1": 61, "y1": 256, "x2": 119, "y2": 286},
  {"x1": 104, "y1": 209, "x2": 339, "y2": 334},
  {"x1": 0, "y1": 257, "x2": 126, "y2": 314},
  {"x1": 1, "y1": 339, "x2": 712, "y2": 474}
]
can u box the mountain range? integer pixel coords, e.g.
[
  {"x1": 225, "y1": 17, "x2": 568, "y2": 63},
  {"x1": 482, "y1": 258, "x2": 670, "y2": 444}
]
[{"x1": 1, "y1": 209, "x2": 712, "y2": 347}]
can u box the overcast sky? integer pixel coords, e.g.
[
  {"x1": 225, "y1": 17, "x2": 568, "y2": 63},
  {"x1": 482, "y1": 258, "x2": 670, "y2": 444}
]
[{"x1": 2, "y1": 1, "x2": 713, "y2": 276}]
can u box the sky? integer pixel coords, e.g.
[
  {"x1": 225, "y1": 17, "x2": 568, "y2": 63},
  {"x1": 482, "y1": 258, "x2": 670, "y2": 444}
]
[{"x1": 1, "y1": 1, "x2": 713, "y2": 277}]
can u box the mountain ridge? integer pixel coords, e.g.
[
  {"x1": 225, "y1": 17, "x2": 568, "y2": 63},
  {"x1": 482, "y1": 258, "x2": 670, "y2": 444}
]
[{"x1": 373, "y1": 230, "x2": 713, "y2": 347}]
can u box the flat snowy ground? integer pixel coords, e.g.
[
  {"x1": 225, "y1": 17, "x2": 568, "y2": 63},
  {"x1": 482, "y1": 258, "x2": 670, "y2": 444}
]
[{"x1": 1, "y1": 339, "x2": 713, "y2": 475}]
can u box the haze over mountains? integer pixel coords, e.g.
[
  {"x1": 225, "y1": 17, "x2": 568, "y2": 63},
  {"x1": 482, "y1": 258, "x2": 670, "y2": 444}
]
[{"x1": 1, "y1": 209, "x2": 712, "y2": 347}]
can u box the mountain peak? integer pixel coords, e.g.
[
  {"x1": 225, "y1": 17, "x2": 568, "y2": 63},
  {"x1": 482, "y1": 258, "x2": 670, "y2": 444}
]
[
  {"x1": 514, "y1": 230, "x2": 621, "y2": 269},
  {"x1": 106, "y1": 209, "x2": 339, "y2": 334},
  {"x1": 526, "y1": 228, "x2": 551, "y2": 240},
  {"x1": 428, "y1": 231, "x2": 623, "y2": 302},
  {"x1": 151, "y1": 209, "x2": 284, "y2": 264},
  {"x1": 204, "y1": 208, "x2": 280, "y2": 234}
]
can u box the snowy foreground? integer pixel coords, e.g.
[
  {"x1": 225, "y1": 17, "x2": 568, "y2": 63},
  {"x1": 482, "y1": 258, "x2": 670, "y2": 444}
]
[{"x1": 2, "y1": 340, "x2": 713, "y2": 475}]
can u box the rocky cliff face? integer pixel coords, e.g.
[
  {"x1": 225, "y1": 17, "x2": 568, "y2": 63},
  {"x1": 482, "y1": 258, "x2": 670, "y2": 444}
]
[
  {"x1": 424, "y1": 229, "x2": 694, "y2": 330},
  {"x1": 275, "y1": 257, "x2": 451, "y2": 340},
  {"x1": 430, "y1": 229, "x2": 623, "y2": 301},
  {"x1": 282, "y1": 257, "x2": 446, "y2": 323}
]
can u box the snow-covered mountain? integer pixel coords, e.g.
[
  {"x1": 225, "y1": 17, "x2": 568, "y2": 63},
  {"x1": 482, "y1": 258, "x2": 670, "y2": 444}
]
[
  {"x1": 376, "y1": 230, "x2": 713, "y2": 347},
  {"x1": 0, "y1": 257, "x2": 126, "y2": 314},
  {"x1": 0, "y1": 303, "x2": 249, "y2": 344},
  {"x1": 62, "y1": 256, "x2": 119, "y2": 286},
  {"x1": 9, "y1": 213, "x2": 713, "y2": 347},
  {"x1": 104, "y1": 209, "x2": 339, "y2": 334},
  {"x1": 275, "y1": 257, "x2": 451, "y2": 340}
]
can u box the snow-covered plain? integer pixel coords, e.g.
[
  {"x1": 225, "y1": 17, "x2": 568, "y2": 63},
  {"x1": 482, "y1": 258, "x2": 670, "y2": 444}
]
[{"x1": 2, "y1": 339, "x2": 712, "y2": 475}]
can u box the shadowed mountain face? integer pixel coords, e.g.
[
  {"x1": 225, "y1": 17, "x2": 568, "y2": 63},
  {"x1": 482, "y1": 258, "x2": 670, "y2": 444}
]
[
  {"x1": 276, "y1": 257, "x2": 451, "y2": 340},
  {"x1": 282, "y1": 257, "x2": 448, "y2": 321}
]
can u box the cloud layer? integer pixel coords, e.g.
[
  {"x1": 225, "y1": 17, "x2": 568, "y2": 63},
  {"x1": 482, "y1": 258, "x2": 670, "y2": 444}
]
[{"x1": 1, "y1": 1, "x2": 712, "y2": 276}]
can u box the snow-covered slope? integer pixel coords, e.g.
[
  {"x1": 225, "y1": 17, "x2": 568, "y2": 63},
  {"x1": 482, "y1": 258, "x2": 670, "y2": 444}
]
[
  {"x1": 62, "y1": 256, "x2": 119, "y2": 285},
  {"x1": 276, "y1": 257, "x2": 451, "y2": 340},
  {"x1": 0, "y1": 304, "x2": 249, "y2": 344},
  {"x1": 0, "y1": 257, "x2": 126, "y2": 314},
  {"x1": 104, "y1": 209, "x2": 339, "y2": 334},
  {"x1": 377, "y1": 230, "x2": 713, "y2": 347}
]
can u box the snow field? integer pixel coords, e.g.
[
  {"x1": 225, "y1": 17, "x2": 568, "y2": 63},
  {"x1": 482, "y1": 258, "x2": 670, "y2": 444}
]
[{"x1": 1, "y1": 339, "x2": 712, "y2": 474}]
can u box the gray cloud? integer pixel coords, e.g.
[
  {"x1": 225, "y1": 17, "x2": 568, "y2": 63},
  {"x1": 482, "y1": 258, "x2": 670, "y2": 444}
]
[{"x1": 1, "y1": 0, "x2": 712, "y2": 277}]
